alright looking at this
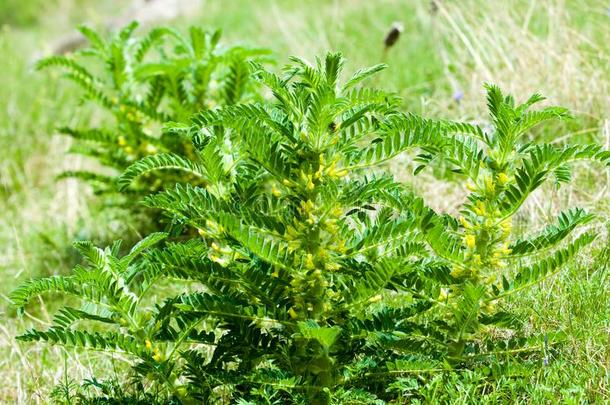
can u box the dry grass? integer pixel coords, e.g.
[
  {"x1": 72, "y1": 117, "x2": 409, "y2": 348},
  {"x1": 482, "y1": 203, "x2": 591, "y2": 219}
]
[{"x1": 431, "y1": 0, "x2": 609, "y2": 118}]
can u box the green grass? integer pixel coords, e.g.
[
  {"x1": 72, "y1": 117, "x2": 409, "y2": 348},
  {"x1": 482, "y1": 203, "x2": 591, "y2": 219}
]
[{"x1": 0, "y1": 0, "x2": 608, "y2": 402}]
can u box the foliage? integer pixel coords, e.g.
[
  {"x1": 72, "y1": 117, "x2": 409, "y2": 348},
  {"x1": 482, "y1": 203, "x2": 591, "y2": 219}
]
[
  {"x1": 38, "y1": 22, "x2": 271, "y2": 224},
  {"x1": 424, "y1": 84, "x2": 610, "y2": 360},
  {"x1": 12, "y1": 51, "x2": 609, "y2": 404}
]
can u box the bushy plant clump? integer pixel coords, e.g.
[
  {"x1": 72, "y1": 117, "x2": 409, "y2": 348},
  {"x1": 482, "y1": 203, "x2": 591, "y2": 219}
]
[
  {"x1": 12, "y1": 32, "x2": 610, "y2": 404},
  {"x1": 414, "y1": 85, "x2": 609, "y2": 362},
  {"x1": 38, "y1": 22, "x2": 271, "y2": 224}
]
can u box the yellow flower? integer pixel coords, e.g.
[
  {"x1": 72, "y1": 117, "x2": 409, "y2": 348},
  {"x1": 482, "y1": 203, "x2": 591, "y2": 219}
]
[
  {"x1": 306, "y1": 175, "x2": 315, "y2": 190},
  {"x1": 319, "y1": 154, "x2": 326, "y2": 166},
  {"x1": 466, "y1": 182, "x2": 477, "y2": 192},
  {"x1": 314, "y1": 164, "x2": 325, "y2": 179},
  {"x1": 288, "y1": 307, "x2": 298, "y2": 319},
  {"x1": 152, "y1": 347, "x2": 163, "y2": 362},
  {"x1": 335, "y1": 239, "x2": 347, "y2": 254},
  {"x1": 324, "y1": 221, "x2": 338, "y2": 233},
  {"x1": 117, "y1": 135, "x2": 127, "y2": 146},
  {"x1": 325, "y1": 262, "x2": 340, "y2": 271},
  {"x1": 330, "y1": 206, "x2": 343, "y2": 217},
  {"x1": 450, "y1": 265, "x2": 467, "y2": 278},
  {"x1": 197, "y1": 228, "x2": 206, "y2": 237},
  {"x1": 209, "y1": 254, "x2": 229, "y2": 266},
  {"x1": 124, "y1": 146, "x2": 134, "y2": 155},
  {"x1": 300, "y1": 200, "x2": 315, "y2": 213},
  {"x1": 490, "y1": 258, "x2": 507, "y2": 268},
  {"x1": 206, "y1": 220, "x2": 224, "y2": 234},
  {"x1": 145, "y1": 339, "x2": 152, "y2": 351},
  {"x1": 271, "y1": 184, "x2": 281, "y2": 197},
  {"x1": 472, "y1": 201, "x2": 487, "y2": 216},
  {"x1": 484, "y1": 301, "x2": 496, "y2": 313},
  {"x1": 500, "y1": 219, "x2": 512, "y2": 236},
  {"x1": 326, "y1": 160, "x2": 347, "y2": 177},
  {"x1": 472, "y1": 254, "x2": 482, "y2": 265},
  {"x1": 497, "y1": 172, "x2": 509, "y2": 185},
  {"x1": 324, "y1": 218, "x2": 337, "y2": 227},
  {"x1": 305, "y1": 253, "x2": 315, "y2": 269},
  {"x1": 368, "y1": 294, "x2": 382, "y2": 303},
  {"x1": 459, "y1": 216, "x2": 472, "y2": 229},
  {"x1": 464, "y1": 234, "x2": 476, "y2": 249}
]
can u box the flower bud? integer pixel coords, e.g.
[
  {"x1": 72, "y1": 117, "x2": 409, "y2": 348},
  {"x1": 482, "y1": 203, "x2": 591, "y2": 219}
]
[
  {"x1": 497, "y1": 172, "x2": 509, "y2": 185},
  {"x1": 464, "y1": 234, "x2": 476, "y2": 249}
]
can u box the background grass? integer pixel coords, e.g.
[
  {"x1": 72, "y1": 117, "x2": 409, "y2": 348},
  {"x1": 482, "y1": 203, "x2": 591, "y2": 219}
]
[{"x1": 0, "y1": 0, "x2": 608, "y2": 402}]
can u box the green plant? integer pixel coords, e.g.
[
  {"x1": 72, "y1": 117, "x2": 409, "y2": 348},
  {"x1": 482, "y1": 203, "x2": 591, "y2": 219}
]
[
  {"x1": 423, "y1": 84, "x2": 610, "y2": 360},
  {"x1": 12, "y1": 54, "x2": 609, "y2": 404},
  {"x1": 13, "y1": 52, "x2": 440, "y2": 403},
  {"x1": 38, "y1": 22, "x2": 271, "y2": 224}
]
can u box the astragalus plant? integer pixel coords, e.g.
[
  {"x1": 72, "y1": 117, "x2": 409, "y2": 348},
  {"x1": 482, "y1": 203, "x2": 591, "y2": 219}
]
[
  {"x1": 38, "y1": 22, "x2": 270, "y2": 221},
  {"x1": 425, "y1": 85, "x2": 610, "y2": 362}
]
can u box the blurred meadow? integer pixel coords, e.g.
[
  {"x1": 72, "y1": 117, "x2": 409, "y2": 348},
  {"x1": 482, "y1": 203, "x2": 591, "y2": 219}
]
[{"x1": 0, "y1": 0, "x2": 608, "y2": 402}]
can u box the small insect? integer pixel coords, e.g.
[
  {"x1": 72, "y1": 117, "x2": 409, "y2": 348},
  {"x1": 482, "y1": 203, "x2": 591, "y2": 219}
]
[{"x1": 384, "y1": 22, "x2": 404, "y2": 49}]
